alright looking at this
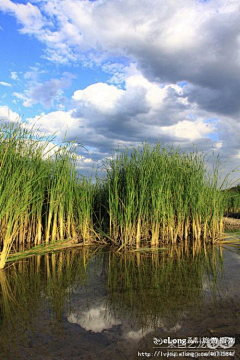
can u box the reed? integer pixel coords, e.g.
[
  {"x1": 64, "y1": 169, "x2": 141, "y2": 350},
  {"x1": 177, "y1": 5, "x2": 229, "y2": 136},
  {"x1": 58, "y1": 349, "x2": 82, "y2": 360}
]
[
  {"x1": 0, "y1": 122, "x2": 229, "y2": 267},
  {"x1": 0, "y1": 122, "x2": 95, "y2": 269},
  {"x1": 100, "y1": 143, "x2": 226, "y2": 248},
  {"x1": 224, "y1": 185, "x2": 240, "y2": 213}
]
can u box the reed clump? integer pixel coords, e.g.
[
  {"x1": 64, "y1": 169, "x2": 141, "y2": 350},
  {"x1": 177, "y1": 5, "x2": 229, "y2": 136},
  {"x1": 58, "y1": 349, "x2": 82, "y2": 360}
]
[
  {"x1": 0, "y1": 122, "x2": 228, "y2": 268},
  {"x1": 224, "y1": 185, "x2": 240, "y2": 213},
  {"x1": 0, "y1": 122, "x2": 94, "y2": 269},
  {"x1": 98, "y1": 144, "x2": 226, "y2": 249}
]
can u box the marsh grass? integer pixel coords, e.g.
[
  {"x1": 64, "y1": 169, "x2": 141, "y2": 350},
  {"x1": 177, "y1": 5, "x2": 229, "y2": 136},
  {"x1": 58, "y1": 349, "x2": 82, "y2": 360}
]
[
  {"x1": 0, "y1": 122, "x2": 229, "y2": 268},
  {"x1": 0, "y1": 122, "x2": 95, "y2": 269},
  {"x1": 98, "y1": 144, "x2": 226, "y2": 249},
  {"x1": 224, "y1": 185, "x2": 240, "y2": 213}
]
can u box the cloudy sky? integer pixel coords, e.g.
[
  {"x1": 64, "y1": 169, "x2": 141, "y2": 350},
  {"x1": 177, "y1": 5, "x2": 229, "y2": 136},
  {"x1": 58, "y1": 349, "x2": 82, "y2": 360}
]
[{"x1": 0, "y1": 0, "x2": 239, "y2": 183}]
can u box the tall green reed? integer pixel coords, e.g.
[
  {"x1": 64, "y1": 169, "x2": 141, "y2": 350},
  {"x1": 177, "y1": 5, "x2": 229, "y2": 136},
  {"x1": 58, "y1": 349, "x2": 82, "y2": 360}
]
[
  {"x1": 0, "y1": 121, "x2": 229, "y2": 266},
  {"x1": 224, "y1": 185, "x2": 240, "y2": 213},
  {"x1": 100, "y1": 143, "x2": 226, "y2": 249},
  {"x1": 0, "y1": 122, "x2": 95, "y2": 268}
]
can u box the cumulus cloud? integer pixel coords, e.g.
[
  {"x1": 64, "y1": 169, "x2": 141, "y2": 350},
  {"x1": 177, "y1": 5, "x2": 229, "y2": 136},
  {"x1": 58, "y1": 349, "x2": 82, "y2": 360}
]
[
  {"x1": 159, "y1": 119, "x2": 215, "y2": 141},
  {"x1": 1, "y1": 0, "x2": 239, "y2": 119},
  {"x1": 22, "y1": 77, "x2": 203, "y2": 155},
  {"x1": 26, "y1": 110, "x2": 80, "y2": 138},
  {"x1": 73, "y1": 82, "x2": 124, "y2": 114},
  {"x1": 1, "y1": 0, "x2": 239, "y2": 180},
  {"x1": 71, "y1": 73, "x2": 196, "y2": 146},
  {"x1": 0, "y1": 105, "x2": 20, "y2": 122},
  {"x1": 23, "y1": 69, "x2": 239, "y2": 181}
]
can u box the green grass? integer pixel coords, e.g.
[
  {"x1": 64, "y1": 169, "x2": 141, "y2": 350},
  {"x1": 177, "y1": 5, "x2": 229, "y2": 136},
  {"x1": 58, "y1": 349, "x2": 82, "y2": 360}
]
[
  {"x1": 97, "y1": 143, "x2": 226, "y2": 249},
  {"x1": 224, "y1": 184, "x2": 240, "y2": 213},
  {"x1": 0, "y1": 122, "x2": 230, "y2": 268},
  {"x1": 0, "y1": 122, "x2": 95, "y2": 269}
]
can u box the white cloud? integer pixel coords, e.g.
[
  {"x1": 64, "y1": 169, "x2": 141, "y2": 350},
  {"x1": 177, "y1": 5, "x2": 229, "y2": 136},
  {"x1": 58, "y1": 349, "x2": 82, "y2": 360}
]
[
  {"x1": 1, "y1": 0, "x2": 239, "y2": 118},
  {"x1": 10, "y1": 71, "x2": 19, "y2": 81},
  {"x1": 0, "y1": 81, "x2": 12, "y2": 87},
  {"x1": 73, "y1": 82, "x2": 124, "y2": 114},
  {"x1": 160, "y1": 119, "x2": 215, "y2": 141},
  {"x1": 0, "y1": 105, "x2": 20, "y2": 122},
  {"x1": 72, "y1": 73, "x2": 188, "y2": 126},
  {"x1": 12, "y1": 92, "x2": 27, "y2": 101},
  {"x1": 0, "y1": 0, "x2": 46, "y2": 33},
  {"x1": 23, "y1": 69, "x2": 240, "y2": 181},
  {"x1": 26, "y1": 110, "x2": 80, "y2": 139},
  {"x1": 0, "y1": 0, "x2": 239, "y2": 180}
]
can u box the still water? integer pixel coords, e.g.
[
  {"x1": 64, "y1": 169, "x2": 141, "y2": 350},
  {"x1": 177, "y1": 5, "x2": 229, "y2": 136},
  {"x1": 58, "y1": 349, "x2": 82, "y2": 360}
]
[{"x1": 0, "y1": 243, "x2": 239, "y2": 360}]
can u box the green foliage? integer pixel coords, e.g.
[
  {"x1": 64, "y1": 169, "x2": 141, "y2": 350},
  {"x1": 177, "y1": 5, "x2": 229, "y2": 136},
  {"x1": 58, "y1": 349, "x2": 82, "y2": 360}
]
[
  {"x1": 0, "y1": 122, "x2": 94, "y2": 268},
  {"x1": 224, "y1": 185, "x2": 240, "y2": 213},
  {"x1": 98, "y1": 143, "x2": 226, "y2": 248},
  {"x1": 0, "y1": 123, "x2": 229, "y2": 267}
]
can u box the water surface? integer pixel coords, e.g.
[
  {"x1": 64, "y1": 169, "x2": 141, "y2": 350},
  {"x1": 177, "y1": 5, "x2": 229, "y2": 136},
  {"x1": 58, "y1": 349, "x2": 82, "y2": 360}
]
[{"x1": 0, "y1": 243, "x2": 239, "y2": 360}]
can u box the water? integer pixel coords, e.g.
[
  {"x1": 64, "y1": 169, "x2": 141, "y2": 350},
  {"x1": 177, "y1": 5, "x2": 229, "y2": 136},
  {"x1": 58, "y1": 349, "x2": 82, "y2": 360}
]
[{"x1": 0, "y1": 243, "x2": 239, "y2": 360}]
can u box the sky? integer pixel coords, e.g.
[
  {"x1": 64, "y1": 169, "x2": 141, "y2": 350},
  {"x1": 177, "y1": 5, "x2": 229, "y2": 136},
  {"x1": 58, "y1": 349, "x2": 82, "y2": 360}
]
[{"x1": 0, "y1": 0, "x2": 239, "y2": 184}]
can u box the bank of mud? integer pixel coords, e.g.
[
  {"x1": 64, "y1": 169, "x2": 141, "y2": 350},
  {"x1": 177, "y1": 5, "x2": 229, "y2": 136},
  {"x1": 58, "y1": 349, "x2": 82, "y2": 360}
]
[{"x1": 223, "y1": 216, "x2": 240, "y2": 231}]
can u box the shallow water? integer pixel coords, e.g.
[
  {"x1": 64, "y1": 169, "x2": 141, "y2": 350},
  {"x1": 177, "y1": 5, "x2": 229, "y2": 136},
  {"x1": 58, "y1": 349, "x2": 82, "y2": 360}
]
[{"x1": 0, "y1": 243, "x2": 239, "y2": 360}]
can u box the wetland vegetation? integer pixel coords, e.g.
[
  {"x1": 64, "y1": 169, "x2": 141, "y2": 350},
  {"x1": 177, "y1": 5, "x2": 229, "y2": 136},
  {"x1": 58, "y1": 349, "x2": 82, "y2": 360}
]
[
  {"x1": 0, "y1": 121, "x2": 239, "y2": 358},
  {"x1": 0, "y1": 122, "x2": 94, "y2": 268},
  {"x1": 0, "y1": 121, "x2": 238, "y2": 268},
  {"x1": 224, "y1": 184, "x2": 240, "y2": 214}
]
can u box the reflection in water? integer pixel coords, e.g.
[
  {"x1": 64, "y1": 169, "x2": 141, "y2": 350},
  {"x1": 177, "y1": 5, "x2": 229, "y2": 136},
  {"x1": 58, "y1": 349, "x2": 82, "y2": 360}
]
[
  {"x1": 0, "y1": 248, "x2": 94, "y2": 359},
  {"x1": 68, "y1": 306, "x2": 121, "y2": 332},
  {"x1": 67, "y1": 246, "x2": 224, "y2": 339},
  {"x1": 0, "y1": 244, "x2": 238, "y2": 359}
]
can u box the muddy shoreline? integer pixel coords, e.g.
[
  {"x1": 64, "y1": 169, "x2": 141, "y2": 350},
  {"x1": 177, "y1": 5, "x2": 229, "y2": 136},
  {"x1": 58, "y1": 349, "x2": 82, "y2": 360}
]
[{"x1": 223, "y1": 216, "x2": 240, "y2": 230}]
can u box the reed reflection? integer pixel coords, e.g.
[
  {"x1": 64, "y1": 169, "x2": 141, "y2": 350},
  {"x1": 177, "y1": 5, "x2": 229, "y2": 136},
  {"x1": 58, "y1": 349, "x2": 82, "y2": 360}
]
[
  {"x1": 0, "y1": 245, "x2": 224, "y2": 358},
  {"x1": 67, "y1": 245, "x2": 224, "y2": 337},
  {"x1": 106, "y1": 246, "x2": 223, "y2": 330},
  {"x1": 0, "y1": 248, "x2": 95, "y2": 358}
]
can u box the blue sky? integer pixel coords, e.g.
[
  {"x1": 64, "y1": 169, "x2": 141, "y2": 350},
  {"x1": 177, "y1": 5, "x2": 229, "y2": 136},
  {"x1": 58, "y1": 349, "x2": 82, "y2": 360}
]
[
  {"x1": 0, "y1": 11, "x2": 111, "y2": 117},
  {"x1": 0, "y1": 0, "x2": 239, "y2": 182}
]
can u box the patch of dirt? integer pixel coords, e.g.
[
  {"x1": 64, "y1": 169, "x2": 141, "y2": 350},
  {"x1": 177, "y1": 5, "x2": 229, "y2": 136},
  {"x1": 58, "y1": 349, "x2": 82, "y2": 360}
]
[{"x1": 223, "y1": 216, "x2": 240, "y2": 230}]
